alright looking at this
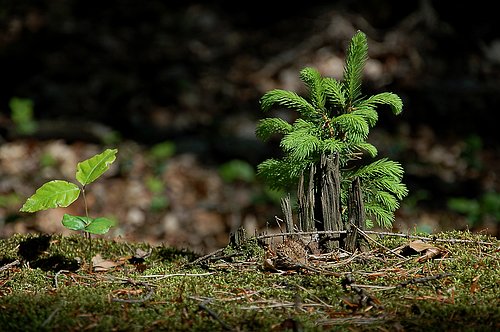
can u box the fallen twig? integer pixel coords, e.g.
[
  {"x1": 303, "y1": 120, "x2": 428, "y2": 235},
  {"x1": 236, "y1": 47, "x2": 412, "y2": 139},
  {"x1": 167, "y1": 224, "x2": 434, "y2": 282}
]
[
  {"x1": 41, "y1": 303, "x2": 64, "y2": 328},
  {"x1": 240, "y1": 301, "x2": 328, "y2": 310},
  {"x1": 350, "y1": 223, "x2": 406, "y2": 259},
  {"x1": 362, "y1": 230, "x2": 497, "y2": 246},
  {"x1": 198, "y1": 299, "x2": 234, "y2": 331},
  {"x1": 317, "y1": 316, "x2": 389, "y2": 327},
  {"x1": 106, "y1": 277, "x2": 155, "y2": 304},
  {"x1": 111, "y1": 285, "x2": 155, "y2": 304},
  {"x1": 185, "y1": 248, "x2": 226, "y2": 266},
  {"x1": 296, "y1": 285, "x2": 335, "y2": 309},
  {"x1": 138, "y1": 272, "x2": 214, "y2": 280},
  {"x1": 0, "y1": 259, "x2": 20, "y2": 272},
  {"x1": 54, "y1": 270, "x2": 70, "y2": 288},
  {"x1": 253, "y1": 229, "x2": 497, "y2": 246},
  {"x1": 396, "y1": 272, "x2": 453, "y2": 288},
  {"x1": 350, "y1": 273, "x2": 454, "y2": 291},
  {"x1": 256, "y1": 230, "x2": 347, "y2": 241}
]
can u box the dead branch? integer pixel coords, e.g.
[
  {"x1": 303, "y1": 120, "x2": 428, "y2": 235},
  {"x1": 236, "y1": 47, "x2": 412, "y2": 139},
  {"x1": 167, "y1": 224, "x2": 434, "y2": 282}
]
[
  {"x1": 254, "y1": 229, "x2": 497, "y2": 246},
  {"x1": 255, "y1": 230, "x2": 347, "y2": 241},
  {"x1": 107, "y1": 278, "x2": 155, "y2": 304},
  {"x1": 185, "y1": 247, "x2": 226, "y2": 266},
  {"x1": 138, "y1": 272, "x2": 214, "y2": 280},
  {"x1": 350, "y1": 223, "x2": 406, "y2": 259},
  {"x1": 198, "y1": 299, "x2": 234, "y2": 331},
  {"x1": 362, "y1": 230, "x2": 497, "y2": 246},
  {"x1": 0, "y1": 259, "x2": 20, "y2": 272},
  {"x1": 396, "y1": 273, "x2": 453, "y2": 288}
]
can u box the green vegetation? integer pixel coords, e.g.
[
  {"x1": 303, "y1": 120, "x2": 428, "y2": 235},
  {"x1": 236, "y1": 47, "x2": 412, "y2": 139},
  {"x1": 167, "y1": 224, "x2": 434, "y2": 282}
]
[
  {"x1": 448, "y1": 191, "x2": 500, "y2": 228},
  {"x1": 19, "y1": 149, "x2": 117, "y2": 242},
  {"x1": 9, "y1": 97, "x2": 37, "y2": 135},
  {"x1": 219, "y1": 159, "x2": 256, "y2": 183},
  {"x1": 256, "y1": 31, "x2": 407, "y2": 228},
  {"x1": 0, "y1": 231, "x2": 498, "y2": 331}
]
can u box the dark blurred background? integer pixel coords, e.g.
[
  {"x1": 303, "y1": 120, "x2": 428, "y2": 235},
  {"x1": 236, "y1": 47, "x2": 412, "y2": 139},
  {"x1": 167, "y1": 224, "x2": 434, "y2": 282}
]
[{"x1": 1, "y1": 0, "x2": 499, "y2": 252}]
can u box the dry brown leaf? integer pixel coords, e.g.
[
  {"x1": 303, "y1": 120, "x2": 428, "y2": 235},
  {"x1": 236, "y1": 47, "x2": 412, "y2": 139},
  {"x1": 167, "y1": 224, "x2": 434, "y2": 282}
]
[
  {"x1": 134, "y1": 248, "x2": 152, "y2": 259},
  {"x1": 92, "y1": 254, "x2": 120, "y2": 272},
  {"x1": 470, "y1": 275, "x2": 481, "y2": 294},
  {"x1": 401, "y1": 240, "x2": 445, "y2": 262},
  {"x1": 263, "y1": 258, "x2": 277, "y2": 272},
  {"x1": 409, "y1": 240, "x2": 436, "y2": 252},
  {"x1": 416, "y1": 247, "x2": 443, "y2": 262}
]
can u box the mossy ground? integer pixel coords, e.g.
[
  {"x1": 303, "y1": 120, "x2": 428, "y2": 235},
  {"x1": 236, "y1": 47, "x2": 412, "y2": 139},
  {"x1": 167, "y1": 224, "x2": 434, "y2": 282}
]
[{"x1": 0, "y1": 231, "x2": 499, "y2": 331}]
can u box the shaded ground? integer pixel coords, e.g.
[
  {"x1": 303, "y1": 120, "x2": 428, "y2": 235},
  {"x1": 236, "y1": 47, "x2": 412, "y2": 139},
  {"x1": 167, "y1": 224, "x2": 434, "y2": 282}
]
[
  {"x1": 1, "y1": 1, "x2": 499, "y2": 252},
  {"x1": 0, "y1": 231, "x2": 499, "y2": 331}
]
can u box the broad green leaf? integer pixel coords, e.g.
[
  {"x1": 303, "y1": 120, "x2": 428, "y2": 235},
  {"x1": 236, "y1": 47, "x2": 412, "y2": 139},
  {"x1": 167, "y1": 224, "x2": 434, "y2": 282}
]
[
  {"x1": 61, "y1": 214, "x2": 90, "y2": 231},
  {"x1": 61, "y1": 215, "x2": 114, "y2": 234},
  {"x1": 84, "y1": 217, "x2": 115, "y2": 234},
  {"x1": 20, "y1": 180, "x2": 80, "y2": 212},
  {"x1": 76, "y1": 149, "x2": 117, "y2": 186}
]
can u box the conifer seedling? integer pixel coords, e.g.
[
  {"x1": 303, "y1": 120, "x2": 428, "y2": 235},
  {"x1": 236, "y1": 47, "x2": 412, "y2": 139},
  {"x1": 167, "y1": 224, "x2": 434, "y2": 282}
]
[
  {"x1": 256, "y1": 31, "x2": 408, "y2": 229},
  {"x1": 20, "y1": 149, "x2": 117, "y2": 236}
]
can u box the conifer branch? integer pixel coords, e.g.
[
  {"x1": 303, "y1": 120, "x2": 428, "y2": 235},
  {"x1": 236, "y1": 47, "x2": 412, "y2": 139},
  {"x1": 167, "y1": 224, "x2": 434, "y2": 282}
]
[
  {"x1": 256, "y1": 118, "x2": 293, "y2": 141},
  {"x1": 343, "y1": 31, "x2": 368, "y2": 106},
  {"x1": 256, "y1": 30, "x2": 407, "y2": 230},
  {"x1": 356, "y1": 92, "x2": 403, "y2": 115},
  {"x1": 260, "y1": 90, "x2": 316, "y2": 118},
  {"x1": 323, "y1": 77, "x2": 346, "y2": 110},
  {"x1": 300, "y1": 67, "x2": 326, "y2": 109}
]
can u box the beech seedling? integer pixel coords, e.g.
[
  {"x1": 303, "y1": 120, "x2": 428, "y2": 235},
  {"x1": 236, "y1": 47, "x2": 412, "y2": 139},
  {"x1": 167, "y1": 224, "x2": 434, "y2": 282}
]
[{"x1": 20, "y1": 148, "x2": 117, "y2": 235}]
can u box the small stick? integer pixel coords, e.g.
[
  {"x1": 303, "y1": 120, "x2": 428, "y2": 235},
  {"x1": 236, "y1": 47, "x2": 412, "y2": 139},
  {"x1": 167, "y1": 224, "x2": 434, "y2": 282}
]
[
  {"x1": 139, "y1": 272, "x2": 214, "y2": 280},
  {"x1": 362, "y1": 230, "x2": 497, "y2": 246},
  {"x1": 349, "y1": 273, "x2": 454, "y2": 291},
  {"x1": 54, "y1": 270, "x2": 70, "y2": 288},
  {"x1": 0, "y1": 259, "x2": 20, "y2": 272},
  {"x1": 198, "y1": 299, "x2": 234, "y2": 331},
  {"x1": 350, "y1": 223, "x2": 406, "y2": 259},
  {"x1": 396, "y1": 273, "x2": 453, "y2": 288},
  {"x1": 41, "y1": 305, "x2": 62, "y2": 327},
  {"x1": 255, "y1": 229, "x2": 497, "y2": 246},
  {"x1": 256, "y1": 230, "x2": 347, "y2": 240},
  {"x1": 186, "y1": 248, "x2": 226, "y2": 266},
  {"x1": 111, "y1": 281, "x2": 155, "y2": 304}
]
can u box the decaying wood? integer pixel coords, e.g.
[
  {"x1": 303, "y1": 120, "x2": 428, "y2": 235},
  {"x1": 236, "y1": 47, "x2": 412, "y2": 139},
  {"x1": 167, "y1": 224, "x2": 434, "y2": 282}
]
[
  {"x1": 280, "y1": 194, "x2": 294, "y2": 234},
  {"x1": 266, "y1": 238, "x2": 344, "y2": 276},
  {"x1": 229, "y1": 226, "x2": 247, "y2": 247},
  {"x1": 296, "y1": 153, "x2": 345, "y2": 250},
  {"x1": 318, "y1": 153, "x2": 342, "y2": 249},
  {"x1": 298, "y1": 165, "x2": 316, "y2": 232},
  {"x1": 273, "y1": 238, "x2": 308, "y2": 270},
  {"x1": 288, "y1": 153, "x2": 371, "y2": 252},
  {"x1": 345, "y1": 177, "x2": 367, "y2": 252}
]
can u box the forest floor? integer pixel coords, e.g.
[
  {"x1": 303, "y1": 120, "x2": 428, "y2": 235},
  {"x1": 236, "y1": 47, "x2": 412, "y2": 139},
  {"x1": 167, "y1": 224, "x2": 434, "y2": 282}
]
[{"x1": 0, "y1": 230, "x2": 498, "y2": 331}]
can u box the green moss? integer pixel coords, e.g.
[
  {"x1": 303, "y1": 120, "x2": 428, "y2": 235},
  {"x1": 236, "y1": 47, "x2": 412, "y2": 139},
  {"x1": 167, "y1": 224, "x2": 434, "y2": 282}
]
[{"x1": 0, "y1": 231, "x2": 499, "y2": 331}]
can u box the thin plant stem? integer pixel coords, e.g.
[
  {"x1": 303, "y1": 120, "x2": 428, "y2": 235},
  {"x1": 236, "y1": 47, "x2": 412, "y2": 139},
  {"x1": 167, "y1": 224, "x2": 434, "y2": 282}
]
[
  {"x1": 81, "y1": 186, "x2": 89, "y2": 220},
  {"x1": 81, "y1": 185, "x2": 93, "y2": 271}
]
